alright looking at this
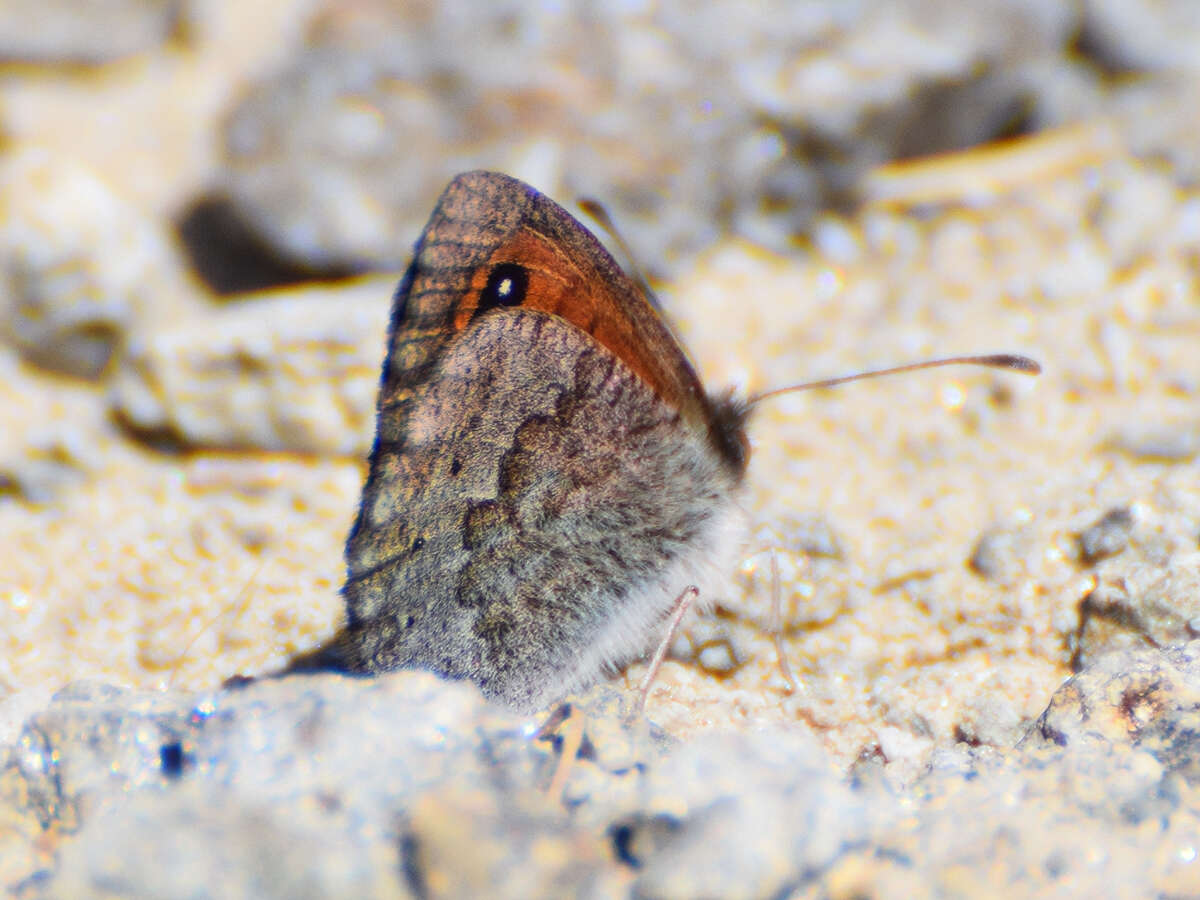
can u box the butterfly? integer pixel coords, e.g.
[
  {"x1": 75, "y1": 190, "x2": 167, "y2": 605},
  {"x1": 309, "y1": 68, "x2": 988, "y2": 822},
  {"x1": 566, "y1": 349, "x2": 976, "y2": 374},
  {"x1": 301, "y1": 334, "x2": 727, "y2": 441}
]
[{"x1": 299, "y1": 170, "x2": 1038, "y2": 712}]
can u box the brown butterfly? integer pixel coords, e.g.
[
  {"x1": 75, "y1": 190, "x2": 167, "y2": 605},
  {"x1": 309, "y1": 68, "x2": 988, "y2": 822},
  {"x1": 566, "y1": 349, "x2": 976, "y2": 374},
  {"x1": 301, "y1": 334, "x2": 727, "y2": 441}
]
[
  {"x1": 305, "y1": 171, "x2": 748, "y2": 711},
  {"x1": 300, "y1": 171, "x2": 1038, "y2": 712}
]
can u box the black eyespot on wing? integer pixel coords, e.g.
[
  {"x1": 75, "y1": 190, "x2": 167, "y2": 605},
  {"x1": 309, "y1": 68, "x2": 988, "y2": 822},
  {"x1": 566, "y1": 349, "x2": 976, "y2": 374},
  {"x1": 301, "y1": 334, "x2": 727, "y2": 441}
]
[
  {"x1": 411, "y1": 536, "x2": 425, "y2": 553},
  {"x1": 477, "y1": 263, "x2": 528, "y2": 313}
]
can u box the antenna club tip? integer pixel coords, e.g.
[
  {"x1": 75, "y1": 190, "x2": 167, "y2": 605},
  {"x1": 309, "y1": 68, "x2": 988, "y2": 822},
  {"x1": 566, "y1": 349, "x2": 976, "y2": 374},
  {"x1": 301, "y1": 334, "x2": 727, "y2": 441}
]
[{"x1": 986, "y1": 354, "x2": 1041, "y2": 375}]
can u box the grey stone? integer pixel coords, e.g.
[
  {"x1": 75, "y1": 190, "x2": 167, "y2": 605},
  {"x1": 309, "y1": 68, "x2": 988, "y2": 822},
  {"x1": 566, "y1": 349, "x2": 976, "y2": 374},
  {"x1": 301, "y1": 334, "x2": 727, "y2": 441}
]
[
  {"x1": 968, "y1": 522, "x2": 1033, "y2": 584},
  {"x1": 0, "y1": 349, "x2": 112, "y2": 503},
  {"x1": 8, "y1": 644, "x2": 1200, "y2": 896},
  {"x1": 835, "y1": 742, "x2": 1196, "y2": 897},
  {"x1": 9, "y1": 680, "x2": 194, "y2": 826},
  {"x1": 0, "y1": 149, "x2": 201, "y2": 379},
  {"x1": 216, "y1": 0, "x2": 1083, "y2": 276},
  {"x1": 629, "y1": 730, "x2": 865, "y2": 900},
  {"x1": 111, "y1": 279, "x2": 392, "y2": 454},
  {"x1": 1080, "y1": 0, "x2": 1200, "y2": 73},
  {"x1": 0, "y1": 0, "x2": 181, "y2": 64},
  {"x1": 670, "y1": 619, "x2": 746, "y2": 677},
  {"x1": 1107, "y1": 422, "x2": 1200, "y2": 461},
  {"x1": 399, "y1": 787, "x2": 617, "y2": 899},
  {"x1": 27, "y1": 672, "x2": 559, "y2": 896},
  {"x1": 1077, "y1": 506, "x2": 1134, "y2": 564},
  {"x1": 953, "y1": 689, "x2": 1030, "y2": 748},
  {"x1": 820, "y1": 644, "x2": 1200, "y2": 896},
  {"x1": 48, "y1": 784, "x2": 410, "y2": 900},
  {"x1": 1071, "y1": 561, "x2": 1200, "y2": 671},
  {"x1": 1027, "y1": 640, "x2": 1200, "y2": 784}
]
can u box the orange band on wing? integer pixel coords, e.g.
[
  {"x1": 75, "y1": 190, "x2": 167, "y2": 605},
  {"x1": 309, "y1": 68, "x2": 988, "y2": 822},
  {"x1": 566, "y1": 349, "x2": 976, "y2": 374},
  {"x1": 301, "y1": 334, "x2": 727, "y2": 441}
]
[{"x1": 451, "y1": 227, "x2": 690, "y2": 411}]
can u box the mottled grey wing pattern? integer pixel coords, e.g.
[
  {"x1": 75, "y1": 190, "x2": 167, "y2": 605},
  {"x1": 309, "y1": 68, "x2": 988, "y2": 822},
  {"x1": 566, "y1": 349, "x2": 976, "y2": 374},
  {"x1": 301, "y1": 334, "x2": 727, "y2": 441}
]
[{"x1": 332, "y1": 171, "x2": 746, "y2": 710}]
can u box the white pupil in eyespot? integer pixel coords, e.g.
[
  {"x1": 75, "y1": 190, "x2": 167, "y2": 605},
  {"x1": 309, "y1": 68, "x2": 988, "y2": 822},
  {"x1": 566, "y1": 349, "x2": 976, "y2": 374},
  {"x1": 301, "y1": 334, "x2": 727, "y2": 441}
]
[{"x1": 497, "y1": 277, "x2": 513, "y2": 297}]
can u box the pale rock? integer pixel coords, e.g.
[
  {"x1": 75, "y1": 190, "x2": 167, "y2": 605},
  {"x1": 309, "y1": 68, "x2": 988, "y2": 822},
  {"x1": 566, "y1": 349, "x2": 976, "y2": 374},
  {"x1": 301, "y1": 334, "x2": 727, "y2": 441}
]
[
  {"x1": 111, "y1": 277, "x2": 393, "y2": 454},
  {"x1": 1081, "y1": 0, "x2": 1200, "y2": 73},
  {"x1": 0, "y1": 149, "x2": 202, "y2": 379},
  {"x1": 1071, "y1": 557, "x2": 1200, "y2": 672},
  {"x1": 1028, "y1": 639, "x2": 1200, "y2": 776},
  {"x1": 0, "y1": 348, "x2": 111, "y2": 502},
  {"x1": 0, "y1": 0, "x2": 180, "y2": 64}
]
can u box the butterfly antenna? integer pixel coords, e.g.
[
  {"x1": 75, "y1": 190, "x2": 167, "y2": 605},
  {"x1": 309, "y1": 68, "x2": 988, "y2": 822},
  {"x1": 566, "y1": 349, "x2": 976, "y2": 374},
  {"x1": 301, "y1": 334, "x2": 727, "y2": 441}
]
[
  {"x1": 578, "y1": 197, "x2": 663, "y2": 309},
  {"x1": 747, "y1": 354, "x2": 1040, "y2": 407}
]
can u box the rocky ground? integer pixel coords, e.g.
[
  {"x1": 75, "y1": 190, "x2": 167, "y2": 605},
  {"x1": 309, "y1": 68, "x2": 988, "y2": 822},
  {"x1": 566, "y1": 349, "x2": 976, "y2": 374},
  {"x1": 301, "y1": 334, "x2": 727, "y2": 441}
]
[{"x1": 2, "y1": 0, "x2": 1200, "y2": 896}]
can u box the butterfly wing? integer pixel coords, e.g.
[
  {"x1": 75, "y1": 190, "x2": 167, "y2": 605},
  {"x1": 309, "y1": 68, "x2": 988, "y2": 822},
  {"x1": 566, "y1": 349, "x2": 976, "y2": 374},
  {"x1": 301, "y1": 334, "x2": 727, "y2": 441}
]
[{"x1": 335, "y1": 172, "x2": 748, "y2": 710}]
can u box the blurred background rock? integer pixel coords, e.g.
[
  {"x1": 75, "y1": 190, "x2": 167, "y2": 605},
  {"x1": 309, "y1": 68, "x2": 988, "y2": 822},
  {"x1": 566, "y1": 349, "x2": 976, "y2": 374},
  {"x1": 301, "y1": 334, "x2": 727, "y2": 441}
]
[{"x1": 4, "y1": 0, "x2": 1199, "y2": 298}]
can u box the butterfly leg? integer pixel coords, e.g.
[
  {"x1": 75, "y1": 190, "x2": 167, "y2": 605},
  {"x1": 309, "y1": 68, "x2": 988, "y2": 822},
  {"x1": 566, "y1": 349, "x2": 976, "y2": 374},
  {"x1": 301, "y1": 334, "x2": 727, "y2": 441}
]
[
  {"x1": 770, "y1": 550, "x2": 799, "y2": 694},
  {"x1": 634, "y1": 585, "x2": 699, "y2": 718}
]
